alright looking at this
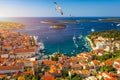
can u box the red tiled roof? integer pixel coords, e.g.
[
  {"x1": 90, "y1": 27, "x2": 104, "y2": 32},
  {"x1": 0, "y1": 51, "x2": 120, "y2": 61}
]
[
  {"x1": 42, "y1": 75, "x2": 55, "y2": 80},
  {"x1": 42, "y1": 60, "x2": 56, "y2": 65},
  {"x1": 0, "y1": 66, "x2": 23, "y2": 70},
  {"x1": 105, "y1": 77, "x2": 117, "y2": 80},
  {"x1": 0, "y1": 74, "x2": 7, "y2": 78},
  {"x1": 80, "y1": 70, "x2": 90, "y2": 75},
  {"x1": 2, "y1": 45, "x2": 12, "y2": 48},
  {"x1": 97, "y1": 48, "x2": 103, "y2": 50},
  {"x1": 0, "y1": 58, "x2": 8, "y2": 62},
  {"x1": 102, "y1": 72, "x2": 117, "y2": 80},
  {"x1": 97, "y1": 73, "x2": 102, "y2": 76},
  {"x1": 13, "y1": 48, "x2": 35, "y2": 53},
  {"x1": 32, "y1": 61, "x2": 38, "y2": 65},
  {"x1": 0, "y1": 50, "x2": 5, "y2": 53},
  {"x1": 115, "y1": 60, "x2": 120, "y2": 64},
  {"x1": 114, "y1": 65, "x2": 120, "y2": 69},
  {"x1": 104, "y1": 60, "x2": 113, "y2": 65},
  {"x1": 116, "y1": 42, "x2": 120, "y2": 44},
  {"x1": 91, "y1": 60, "x2": 100, "y2": 65}
]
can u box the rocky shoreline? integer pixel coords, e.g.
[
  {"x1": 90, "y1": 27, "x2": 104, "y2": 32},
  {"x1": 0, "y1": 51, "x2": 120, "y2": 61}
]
[
  {"x1": 0, "y1": 22, "x2": 25, "y2": 29},
  {"x1": 50, "y1": 24, "x2": 67, "y2": 29},
  {"x1": 86, "y1": 36, "x2": 95, "y2": 50}
]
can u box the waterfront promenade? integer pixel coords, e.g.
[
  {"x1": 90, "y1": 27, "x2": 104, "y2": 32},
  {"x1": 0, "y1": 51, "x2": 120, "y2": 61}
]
[{"x1": 86, "y1": 36, "x2": 95, "y2": 50}]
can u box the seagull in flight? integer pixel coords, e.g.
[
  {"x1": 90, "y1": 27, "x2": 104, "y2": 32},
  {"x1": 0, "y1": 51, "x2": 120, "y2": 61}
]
[{"x1": 54, "y1": 2, "x2": 63, "y2": 15}]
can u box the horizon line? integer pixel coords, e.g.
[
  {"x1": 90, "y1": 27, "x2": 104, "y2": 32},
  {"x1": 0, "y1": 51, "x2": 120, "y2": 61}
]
[{"x1": 0, "y1": 16, "x2": 120, "y2": 18}]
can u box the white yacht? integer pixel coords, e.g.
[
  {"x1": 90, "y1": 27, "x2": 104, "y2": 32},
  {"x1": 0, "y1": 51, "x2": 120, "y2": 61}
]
[
  {"x1": 78, "y1": 35, "x2": 82, "y2": 39},
  {"x1": 117, "y1": 23, "x2": 120, "y2": 26},
  {"x1": 73, "y1": 34, "x2": 76, "y2": 43},
  {"x1": 73, "y1": 34, "x2": 76, "y2": 40},
  {"x1": 75, "y1": 43, "x2": 79, "y2": 48},
  {"x1": 38, "y1": 42, "x2": 45, "y2": 50},
  {"x1": 91, "y1": 28, "x2": 95, "y2": 32}
]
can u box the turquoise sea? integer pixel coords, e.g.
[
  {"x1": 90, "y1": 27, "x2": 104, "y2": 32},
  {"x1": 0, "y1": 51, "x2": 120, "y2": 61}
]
[{"x1": 0, "y1": 17, "x2": 120, "y2": 56}]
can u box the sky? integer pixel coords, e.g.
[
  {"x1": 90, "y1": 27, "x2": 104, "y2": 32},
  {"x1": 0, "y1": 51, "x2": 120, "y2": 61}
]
[{"x1": 0, "y1": 0, "x2": 120, "y2": 17}]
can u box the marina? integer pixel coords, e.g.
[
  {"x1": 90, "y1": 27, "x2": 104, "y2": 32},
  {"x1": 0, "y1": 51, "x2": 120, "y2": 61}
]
[
  {"x1": 0, "y1": 0, "x2": 120, "y2": 80},
  {"x1": 1, "y1": 17, "x2": 120, "y2": 56}
]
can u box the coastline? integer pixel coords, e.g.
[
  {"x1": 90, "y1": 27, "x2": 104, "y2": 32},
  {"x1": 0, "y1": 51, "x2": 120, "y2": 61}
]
[{"x1": 86, "y1": 36, "x2": 95, "y2": 50}]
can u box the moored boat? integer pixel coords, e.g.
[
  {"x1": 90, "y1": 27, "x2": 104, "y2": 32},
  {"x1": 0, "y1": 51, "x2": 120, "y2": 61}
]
[
  {"x1": 78, "y1": 35, "x2": 82, "y2": 40},
  {"x1": 73, "y1": 34, "x2": 76, "y2": 43}
]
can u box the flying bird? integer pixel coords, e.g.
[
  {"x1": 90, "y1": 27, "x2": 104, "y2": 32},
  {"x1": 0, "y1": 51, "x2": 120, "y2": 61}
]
[{"x1": 54, "y1": 2, "x2": 63, "y2": 15}]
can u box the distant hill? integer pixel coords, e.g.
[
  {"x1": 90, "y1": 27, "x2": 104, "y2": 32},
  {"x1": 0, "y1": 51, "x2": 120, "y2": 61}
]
[
  {"x1": 88, "y1": 30, "x2": 120, "y2": 41},
  {"x1": 0, "y1": 22, "x2": 25, "y2": 29}
]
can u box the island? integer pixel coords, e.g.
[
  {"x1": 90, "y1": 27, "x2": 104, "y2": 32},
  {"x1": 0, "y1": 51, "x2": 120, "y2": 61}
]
[
  {"x1": 40, "y1": 20, "x2": 58, "y2": 24},
  {"x1": 40, "y1": 18, "x2": 120, "y2": 25},
  {"x1": 0, "y1": 22, "x2": 25, "y2": 29},
  {"x1": 50, "y1": 24, "x2": 67, "y2": 29},
  {"x1": 41, "y1": 20, "x2": 78, "y2": 24},
  {"x1": 98, "y1": 18, "x2": 120, "y2": 22},
  {"x1": 59, "y1": 20, "x2": 77, "y2": 24}
]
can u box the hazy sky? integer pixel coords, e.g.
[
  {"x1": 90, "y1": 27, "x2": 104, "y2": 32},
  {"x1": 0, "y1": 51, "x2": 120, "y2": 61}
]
[{"x1": 0, "y1": 0, "x2": 120, "y2": 17}]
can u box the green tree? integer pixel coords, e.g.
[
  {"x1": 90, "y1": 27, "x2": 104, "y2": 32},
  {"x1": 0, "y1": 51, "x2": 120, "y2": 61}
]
[
  {"x1": 31, "y1": 36, "x2": 36, "y2": 46},
  {"x1": 51, "y1": 52, "x2": 62, "y2": 61},
  {"x1": 56, "y1": 78, "x2": 63, "y2": 80},
  {"x1": 24, "y1": 67, "x2": 32, "y2": 71},
  {"x1": 32, "y1": 77, "x2": 36, "y2": 80},
  {"x1": 13, "y1": 76, "x2": 18, "y2": 80},
  {"x1": 72, "y1": 75, "x2": 83, "y2": 80},
  {"x1": 38, "y1": 66, "x2": 43, "y2": 73},
  {"x1": 61, "y1": 70, "x2": 69, "y2": 78},
  {"x1": 2, "y1": 78, "x2": 9, "y2": 80},
  {"x1": 100, "y1": 65, "x2": 117, "y2": 73}
]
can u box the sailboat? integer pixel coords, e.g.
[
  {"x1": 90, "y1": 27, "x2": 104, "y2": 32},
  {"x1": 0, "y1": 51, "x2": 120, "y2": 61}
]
[
  {"x1": 73, "y1": 33, "x2": 76, "y2": 43},
  {"x1": 78, "y1": 35, "x2": 82, "y2": 40}
]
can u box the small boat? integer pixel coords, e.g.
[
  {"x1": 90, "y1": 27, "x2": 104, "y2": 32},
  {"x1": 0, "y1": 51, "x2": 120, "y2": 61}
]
[
  {"x1": 71, "y1": 52, "x2": 74, "y2": 54},
  {"x1": 73, "y1": 50, "x2": 76, "y2": 52},
  {"x1": 84, "y1": 43, "x2": 88, "y2": 48},
  {"x1": 117, "y1": 24, "x2": 120, "y2": 26},
  {"x1": 78, "y1": 35, "x2": 82, "y2": 39},
  {"x1": 91, "y1": 28, "x2": 95, "y2": 32},
  {"x1": 75, "y1": 43, "x2": 79, "y2": 48},
  {"x1": 73, "y1": 34, "x2": 76, "y2": 43},
  {"x1": 73, "y1": 34, "x2": 76, "y2": 40},
  {"x1": 38, "y1": 42, "x2": 45, "y2": 50},
  {"x1": 98, "y1": 19, "x2": 103, "y2": 21}
]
